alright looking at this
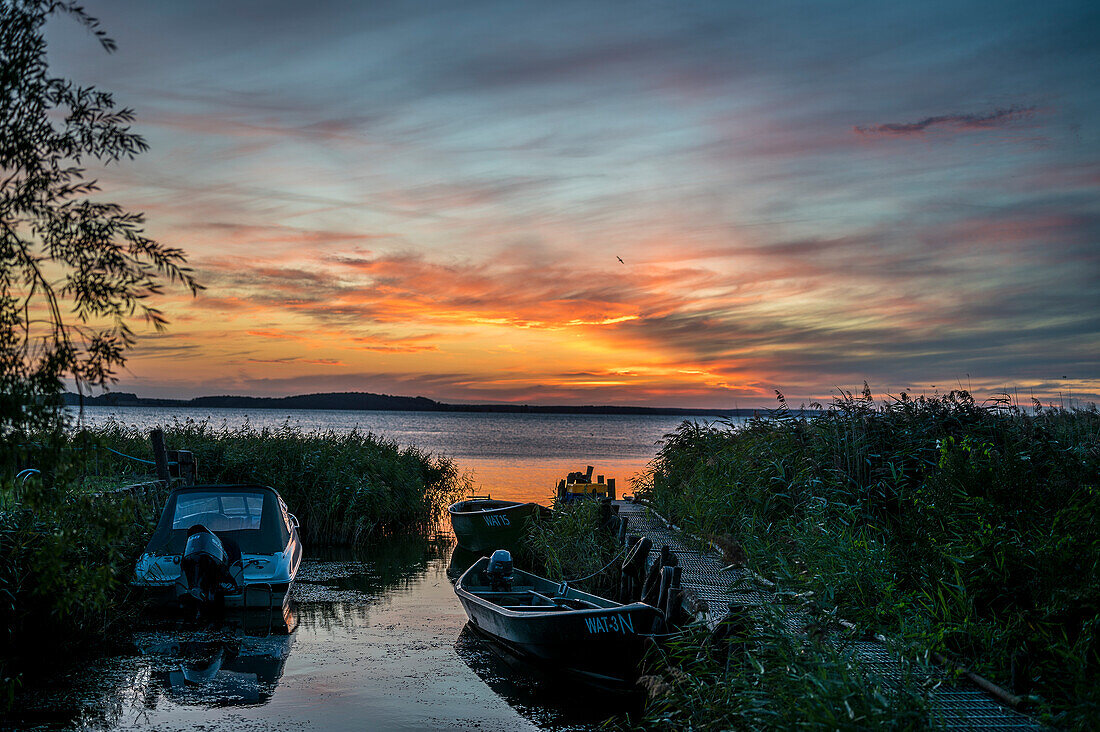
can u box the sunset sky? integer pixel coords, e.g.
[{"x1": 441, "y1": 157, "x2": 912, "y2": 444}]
[{"x1": 49, "y1": 0, "x2": 1099, "y2": 407}]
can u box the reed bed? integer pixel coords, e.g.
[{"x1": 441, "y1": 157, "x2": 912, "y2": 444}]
[
  {"x1": 635, "y1": 389, "x2": 1099, "y2": 729},
  {"x1": 66, "y1": 417, "x2": 470, "y2": 544},
  {"x1": 0, "y1": 418, "x2": 466, "y2": 703},
  {"x1": 520, "y1": 498, "x2": 621, "y2": 598},
  {"x1": 0, "y1": 470, "x2": 155, "y2": 703}
]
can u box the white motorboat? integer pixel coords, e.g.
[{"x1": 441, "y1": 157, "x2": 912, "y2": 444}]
[{"x1": 133, "y1": 484, "x2": 303, "y2": 609}]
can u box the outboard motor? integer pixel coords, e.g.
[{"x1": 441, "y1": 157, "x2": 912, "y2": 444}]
[
  {"x1": 180, "y1": 525, "x2": 241, "y2": 606},
  {"x1": 484, "y1": 549, "x2": 514, "y2": 591}
]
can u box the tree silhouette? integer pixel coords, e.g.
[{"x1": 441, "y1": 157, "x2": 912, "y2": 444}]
[{"x1": 1, "y1": 1, "x2": 201, "y2": 443}]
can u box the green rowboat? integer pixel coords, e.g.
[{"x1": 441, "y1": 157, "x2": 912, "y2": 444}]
[{"x1": 448, "y1": 498, "x2": 547, "y2": 552}]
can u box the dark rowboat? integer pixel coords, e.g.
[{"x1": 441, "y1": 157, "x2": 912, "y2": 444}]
[
  {"x1": 454, "y1": 555, "x2": 662, "y2": 688},
  {"x1": 448, "y1": 499, "x2": 547, "y2": 552}
]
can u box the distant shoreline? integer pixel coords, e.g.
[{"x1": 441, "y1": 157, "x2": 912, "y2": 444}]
[{"x1": 63, "y1": 390, "x2": 796, "y2": 418}]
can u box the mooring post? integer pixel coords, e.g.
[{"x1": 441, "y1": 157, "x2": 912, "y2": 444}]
[
  {"x1": 641, "y1": 560, "x2": 663, "y2": 606},
  {"x1": 585, "y1": 465, "x2": 594, "y2": 482},
  {"x1": 149, "y1": 428, "x2": 171, "y2": 484},
  {"x1": 176, "y1": 450, "x2": 195, "y2": 485},
  {"x1": 607, "y1": 478, "x2": 616, "y2": 500},
  {"x1": 665, "y1": 565, "x2": 683, "y2": 626},
  {"x1": 653, "y1": 566, "x2": 675, "y2": 633}
]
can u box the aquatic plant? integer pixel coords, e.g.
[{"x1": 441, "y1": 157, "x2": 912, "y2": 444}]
[
  {"x1": 0, "y1": 468, "x2": 158, "y2": 705},
  {"x1": 65, "y1": 418, "x2": 469, "y2": 544},
  {"x1": 520, "y1": 498, "x2": 621, "y2": 598},
  {"x1": 641, "y1": 610, "x2": 935, "y2": 730},
  {"x1": 636, "y1": 389, "x2": 1100, "y2": 728}
]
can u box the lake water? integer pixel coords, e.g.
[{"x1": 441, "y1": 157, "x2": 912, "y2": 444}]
[
  {"x1": 9, "y1": 539, "x2": 637, "y2": 731},
  {"x1": 73, "y1": 406, "x2": 738, "y2": 503}
]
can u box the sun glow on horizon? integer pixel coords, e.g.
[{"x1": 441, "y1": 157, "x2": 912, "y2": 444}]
[{"x1": 47, "y1": 1, "x2": 1099, "y2": 407}]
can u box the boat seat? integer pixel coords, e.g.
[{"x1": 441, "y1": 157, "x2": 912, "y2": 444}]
[
  {"x1": 551, "y1": 597, "x2": 601, "y2": 610},
  {"x1": 501, "y1": 605, "x2": 573, "y2": 612}
]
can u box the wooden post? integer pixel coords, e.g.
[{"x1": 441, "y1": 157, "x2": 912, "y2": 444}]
[
  {"x1": 607, "y1": 478, "x2": 616, "y2": 500},
  {"x1": 598, "y1": 499, "x2": 612, "y2": 528},
  {"x1": 176, "y1": 450, "x2": 196, "y2": 486},
  {"x1": 653, "y1": 566, "x2": 675, "y2": 633},
  {"x1": 665, "y1": 566, "x2": 683, "y2": 626},
  {"x1": 150, "y1": 429, "x2": 171, "y2": 484},
  {"x1": 597, "y1": 474, "x2": 604, "y2": 484},
  {"x1": 585, "y1": 465, "x2": 594, "y2": 482}
]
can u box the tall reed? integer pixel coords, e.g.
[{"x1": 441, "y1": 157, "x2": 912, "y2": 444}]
[
  {"x1": 65, "y1": 417, "x2": 470, "y2": 544},
  {"x1": 0, "y1": 417, "x2": 466, "y2": 704},
  {"x1": 638, "y1": 390, "x2": 1099, "y2": 728}
]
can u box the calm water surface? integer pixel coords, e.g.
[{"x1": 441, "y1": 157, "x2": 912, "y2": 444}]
[
  {"x1": 73, "y1": 407, "x2": 737, "y2": 502},
  {"x1": 9, "y1": 538, "x2": 636, "y2": 731}
]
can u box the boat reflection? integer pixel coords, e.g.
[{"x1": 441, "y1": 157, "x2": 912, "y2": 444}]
[
  {"x1": 138, "y1": 604, "x2": 298, "y2": 707},
  {"x1": 453, "y1": 624, "x2": 642, "y2": 726},
  {"x1": 446, "y1": 545, "x2": 482, "y2": 584}
]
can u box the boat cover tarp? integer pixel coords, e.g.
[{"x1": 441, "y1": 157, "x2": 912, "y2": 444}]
[{"x1": 144, "y1": 485, "x2": 291, "y2": 555}]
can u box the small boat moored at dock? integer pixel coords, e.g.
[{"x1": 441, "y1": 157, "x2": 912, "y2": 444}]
[
  {"x1": 454, "y1": 551, "x2": 663, "y2": 688},
  {"x1": 133, "y1": 484, "x2": 303, "y2": 609},
  {"x1": 448, "y1": 497, "x2": 549, "y2": 552}
]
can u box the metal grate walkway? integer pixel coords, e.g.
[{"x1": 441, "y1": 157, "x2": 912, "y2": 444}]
[{"x1": 614, "y1": 500, "x2": 1043, "y2": 731}]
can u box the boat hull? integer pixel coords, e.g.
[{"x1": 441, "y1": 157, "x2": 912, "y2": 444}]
[
  {"x1": 454, "y1": 558, "x2": 662, "y2": 687},
  {"x1": 448, "y1": 500, "x2": 545, "y2": 552},
  {"x1": 136, "y1": 580, "x2": 294, "y2": 609}
]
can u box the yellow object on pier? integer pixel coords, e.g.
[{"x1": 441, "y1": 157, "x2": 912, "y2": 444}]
[
  {"x1": 556, "y1": 466, "x2": 616, "y2": 502},
  {"x1": 565, "y1": 482, "x2": 608, "y2": 495}
]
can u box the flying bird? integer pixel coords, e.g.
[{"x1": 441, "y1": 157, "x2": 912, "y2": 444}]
[{"x1": 616, "y1": 256, "x2": 624, "y2": 264}]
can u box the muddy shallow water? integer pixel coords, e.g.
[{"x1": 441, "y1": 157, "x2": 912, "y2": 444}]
[{"x1": 8, "y1": 536, "x2": 632, "y2": 731}]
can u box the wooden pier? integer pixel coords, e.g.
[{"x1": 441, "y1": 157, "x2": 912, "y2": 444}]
[{"x1": 613, "y1": 499, "x2": 1043, "y2": 730}]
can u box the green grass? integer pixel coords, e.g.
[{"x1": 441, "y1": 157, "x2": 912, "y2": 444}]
[
  {"x1": 0, "y1": 470, "x2": 156, "y2": 705},
  {"x1": 635, "y1": 389, "x2": 1100, "y2": 729}
]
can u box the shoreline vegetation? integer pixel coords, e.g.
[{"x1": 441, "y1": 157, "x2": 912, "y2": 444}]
[
  {"x1": 5, "y1": 393, "x2": 1097, "y2": 727},
  {"x1": 0, "y1": 418, "x2": 468, "y2": 704},
  {"x1": 76, "y1": 419, "x2": 469, "y2": 543},
  {"x1": 616, "y1": 389, "x2": 1098, "y2": 729}
]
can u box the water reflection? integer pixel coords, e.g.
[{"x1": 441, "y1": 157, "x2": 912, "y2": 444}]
[
  {"x1": 293, "y1": 533, "x2": 449, "y2": 632},
  {"x1": 140, "y1": 606, "x2": 297, "y2": 707},
  {"x1": 3, "y1": 606, "x2": 300, "y2": 730},
  {"x1": 446, "y1": 545, "x2": 482, "y2": 584},
  {"x1": 5, "y1": 535, "x2": 622, "y2": 731},
  {"x1": 453, "y1": 625, "x2": 641, "y2": 727}
]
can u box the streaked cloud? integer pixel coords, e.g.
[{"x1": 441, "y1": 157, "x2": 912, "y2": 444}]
[
  {"x1": 855, "y1": 107, "x2": 1037, "y2": 136},
  {"x1": 45, "y1": 0, "x2": 1100, "y2": 406}
]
